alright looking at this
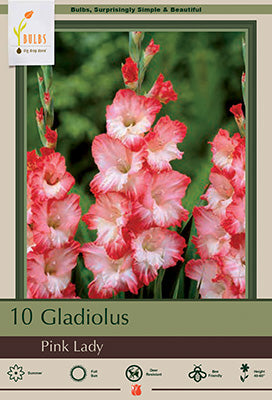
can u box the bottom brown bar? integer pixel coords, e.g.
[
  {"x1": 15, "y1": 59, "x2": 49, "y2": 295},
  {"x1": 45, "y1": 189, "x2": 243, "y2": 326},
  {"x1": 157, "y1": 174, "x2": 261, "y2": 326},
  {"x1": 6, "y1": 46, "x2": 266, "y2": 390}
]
[{"x1": 1, "y1": 337, "x2": 272, "y2": 358}]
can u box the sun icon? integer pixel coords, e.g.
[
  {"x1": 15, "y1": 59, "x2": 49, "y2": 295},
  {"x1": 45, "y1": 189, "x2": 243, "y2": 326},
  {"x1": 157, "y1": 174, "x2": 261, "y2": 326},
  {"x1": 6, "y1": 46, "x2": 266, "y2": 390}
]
[{"x1": 7, "y1": 364, "x2": 25, "y2": 382}]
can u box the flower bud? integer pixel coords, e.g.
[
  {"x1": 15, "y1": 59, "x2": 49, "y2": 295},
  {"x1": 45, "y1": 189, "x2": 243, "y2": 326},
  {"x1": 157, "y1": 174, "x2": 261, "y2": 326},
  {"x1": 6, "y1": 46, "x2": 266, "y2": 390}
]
[
  {"x1": 147, "y1": 73, "x2": 177, "y2": 104},
  {"x1": 121, "y1": 57, "x2": 138, "y2": 90},
  {"x1": 131, "y1": 31, "x2": 144, "y2": 46},
  {"x1": 36, "y1": 107, "x2": 44, "y2": 125},
  {"x1": 45, "y1": 126, "x2": 58, "y2": 149},
  {"x1": 230, "y1": 103, "x2": 245, "y2": 135},
  {"x1": 143, "y1": 39, "x2": 160, "y2": 67},
  {"x1": 44, "y1": 92, "x2": 50, "y2": 106}
]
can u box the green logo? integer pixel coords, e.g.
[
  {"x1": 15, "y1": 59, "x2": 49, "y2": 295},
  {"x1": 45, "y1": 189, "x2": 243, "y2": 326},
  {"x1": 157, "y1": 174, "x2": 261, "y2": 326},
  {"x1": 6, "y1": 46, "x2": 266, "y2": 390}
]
[
  {"x1": 125, "y1": 365, "x2": 143, "y2": 382},
  {"x1": 7, "y1": 364, "x2": 25, "y2": 382},
  {"x1": 188, "y1": 365, "x2": 207, "y2": 383},
  {"x1": 13, "y1": 10, "x2": 34, "y2": 53}
]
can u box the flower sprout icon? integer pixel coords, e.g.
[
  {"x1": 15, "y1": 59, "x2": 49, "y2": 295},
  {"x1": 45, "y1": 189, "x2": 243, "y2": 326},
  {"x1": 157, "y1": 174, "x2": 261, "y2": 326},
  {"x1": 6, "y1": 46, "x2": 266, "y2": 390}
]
[
  {"x1": 240, "y1": 363, "x2": 249, "y2": 382},
  {"x1": 7, "y1": 364, "x2": 25, "y2": 382}
]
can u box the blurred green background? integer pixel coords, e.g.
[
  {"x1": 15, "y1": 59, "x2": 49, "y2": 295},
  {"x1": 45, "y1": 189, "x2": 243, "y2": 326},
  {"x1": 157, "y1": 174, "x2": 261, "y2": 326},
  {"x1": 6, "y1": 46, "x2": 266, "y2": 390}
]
[{"x1": 27, "y1": 31, "x2": 244, "y2": 298}]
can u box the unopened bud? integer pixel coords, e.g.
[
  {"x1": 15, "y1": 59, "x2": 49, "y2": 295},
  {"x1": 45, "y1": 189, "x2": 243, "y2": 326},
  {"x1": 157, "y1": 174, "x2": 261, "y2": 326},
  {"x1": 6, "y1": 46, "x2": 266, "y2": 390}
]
[
  {"x1": 45, "y1": 126, "x2": 58, "y2": 149},
  {"x1": 131, "y1": 31, "x2": 144, "y2": 47},
  {"x1": 44, "y1": 92, "x2": 50, "y2": 106},
  {"x1": 143, "y1": 39, "x2": 160, "y2": 67}
]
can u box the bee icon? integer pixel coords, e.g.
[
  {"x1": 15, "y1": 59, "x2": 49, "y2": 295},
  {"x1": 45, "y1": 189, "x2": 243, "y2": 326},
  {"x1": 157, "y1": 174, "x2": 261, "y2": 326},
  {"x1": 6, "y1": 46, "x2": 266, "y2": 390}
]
[{"x1": 188, "y1": 365, "x2": 207, "y2": 383}]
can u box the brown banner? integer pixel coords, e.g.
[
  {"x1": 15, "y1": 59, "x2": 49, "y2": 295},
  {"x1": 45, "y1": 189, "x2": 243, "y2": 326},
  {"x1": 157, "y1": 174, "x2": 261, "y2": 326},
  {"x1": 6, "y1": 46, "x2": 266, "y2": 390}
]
[{"x1": 0, "y1": 337, "x2": 271, "y2": 358}]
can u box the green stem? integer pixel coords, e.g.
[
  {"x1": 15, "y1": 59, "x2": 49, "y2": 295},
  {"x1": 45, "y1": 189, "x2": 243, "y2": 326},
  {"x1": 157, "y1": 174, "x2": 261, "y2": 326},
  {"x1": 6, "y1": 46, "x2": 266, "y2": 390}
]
[
  {"x1": 153, "y1": 269, "x2": 165, "y2": 299},
  {"x1": 17, "y1": 18, "x2": 25, "y2": 46},
  {"x1": 136, "y1": 43, "x2": 143, "y2": 95}
]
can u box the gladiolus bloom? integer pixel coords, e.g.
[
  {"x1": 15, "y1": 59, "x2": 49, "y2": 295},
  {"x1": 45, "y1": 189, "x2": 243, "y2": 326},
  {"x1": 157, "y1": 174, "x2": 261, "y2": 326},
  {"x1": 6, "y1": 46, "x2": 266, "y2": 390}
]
[
  {"x1": 31, "y1": 152, "x2": 75, "y2": 200},
  {"x1": 145, "y1": 116, "x2": 186, "y2": 172},
  {"x1": 147, "y1": 74, "x2": 178, "y2": 104},
  {"x1": 131, "y1": 228, "x2": 186, "y2": 286},
  {"x1": 27, "y1": 241, "x2": 80, "y2": 298},
  {"x1": 90, "y1": 134, "x2": 147, "y2": 198},
  {"x1": 210, "y1": 129, "x2": 241, "y2": 171},
  {"x1": 106, "y1": 89, "x2": 161, "y2": 151},
  {"x1": 32, "y1": 194, "x2": 81, "y2": 251},
  {"x1": 132, "y1": 171, "x2": 190, "y2": 229},
  {"x1": 83, "y1": 192, "x2": 131, "y2": 259},
  {"x1": 82, "y1": 243, "x2": 139, "y2": 298}
]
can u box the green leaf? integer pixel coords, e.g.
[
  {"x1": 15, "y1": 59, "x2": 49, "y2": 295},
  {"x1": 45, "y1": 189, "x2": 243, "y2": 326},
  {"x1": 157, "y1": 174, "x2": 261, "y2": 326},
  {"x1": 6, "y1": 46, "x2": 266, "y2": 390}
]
[
  {"x1": 37, "y1": 124, "x2": 46, "y2": 147},
  {"x1": 21, "y1": 23, "x2": 26, "y2": 31},
  {"x1": 13, "y1": 27, "x2": 18, "y2": 37},
  {"x1": 163, "y1": 215, "x2": 194, "y2": 299},
  {"x1": 72, "y1": 255, "x2": 93, "y2": 298},
  {"x1": 242, "y1": 36, "x2": 246, "y2": 66},
  {"x1": 182, "y1": 154, "x2": 212, "y2": 216},
  {"x1": 153, "y1": 269, "x2": 165, "y2": 299},
  {"x1": 37, "y1": 72, "x2": 45, "y2": 109},
  {"x1": 41, "y1": 66, "x2": 53, "y2": 91}
]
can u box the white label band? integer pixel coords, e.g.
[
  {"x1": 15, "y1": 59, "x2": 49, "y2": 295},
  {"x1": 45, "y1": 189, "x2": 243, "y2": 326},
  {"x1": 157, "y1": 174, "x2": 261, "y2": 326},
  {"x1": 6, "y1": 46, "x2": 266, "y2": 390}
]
[{"x1": 8, "y1": 0, "x2": 54, "y2": 66}]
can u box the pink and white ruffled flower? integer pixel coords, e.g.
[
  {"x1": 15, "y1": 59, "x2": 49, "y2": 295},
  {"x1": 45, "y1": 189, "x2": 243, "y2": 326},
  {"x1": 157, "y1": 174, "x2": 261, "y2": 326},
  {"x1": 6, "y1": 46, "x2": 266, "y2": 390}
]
[
  {"x1": 27, "y1": 181, "x2": 33, "y2": 224},
  {"x1": 82, "y1": 242, "x2": 139, "y2": 299},
  {"x1": 145, "y1": 116, "x2": 186, "y2": 172},
  {"x1": 83, "y1": 192, "x2": 131, "y2": 259},
  {"x1": 53, "y1": 282, "x2": 79, "y2": 299},
  {"x1": 131, "y1": 227, "x2": 186, "y2": 286},
  {"x1": 210, "y1": 129, "x2": 242, "y2": 171},
  {"x1": 201, "y1": 166, "x2": 234, "y2": 217},
  {"x1": 27, "y1": 281, "x2": 78, "y2": 299},
  {"x1": 185, "y1": 125, "x2": 245, "y2": 299},
  {"x1": 192, "y1": 207, "x2": 230, "y2": 259},
  {"x1": 230, "y1": 139, "x2": 245, "y2": 195},
  {"x1": 27, "y1": 150, "x2": 39, "y2": 174},
  {"x1": 31, "y1": 152, "x2": 75, "y2": 200},
  {"x1": 222, "y1": 194, "x2": 245, "y2": 235},
  {"x1": 185, "y1": 259, "x2": 229, "y2": 299},
  {"x1": 220, "y1": 234, "x2": 245, "y2": 296},
  {"x1": 131, "y1": 170, "x2": 190, "y2": 229},
  {"x1": 90, "y1": 134, "x2": 147, "y2": 198},
  {"x1": 32, "y1": 194, "x2": 81, "y2": 251},
  {"x1": 106, "y1": 89, "x2": 161, "y2": 151},
  {"x1": 27, "y1": 241, "x2": 80, "y2": 298},
  {"x1": 27, "y1": 225, "x2": 35, "y2": 254}
]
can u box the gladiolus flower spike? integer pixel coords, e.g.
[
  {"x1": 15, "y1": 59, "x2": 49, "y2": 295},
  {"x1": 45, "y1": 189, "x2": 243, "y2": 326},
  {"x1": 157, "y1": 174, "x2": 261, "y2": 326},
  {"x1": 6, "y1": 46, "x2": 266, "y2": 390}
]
[
  {"x1": 27, "y1": 67, "x2": 81, "y2": 299},
  {"x1": 82, "y1": 34, "x2": 191, "y2": 299},
  {"x1": 185, "y1": 121, "x2": 246, "y2": 299}
]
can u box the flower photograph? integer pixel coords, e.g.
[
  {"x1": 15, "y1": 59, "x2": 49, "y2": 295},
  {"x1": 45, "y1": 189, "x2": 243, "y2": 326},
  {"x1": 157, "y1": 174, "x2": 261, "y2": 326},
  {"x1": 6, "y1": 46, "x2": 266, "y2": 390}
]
[{"x1": 27, "y1": 31, "x2": 246, "y2": 299}]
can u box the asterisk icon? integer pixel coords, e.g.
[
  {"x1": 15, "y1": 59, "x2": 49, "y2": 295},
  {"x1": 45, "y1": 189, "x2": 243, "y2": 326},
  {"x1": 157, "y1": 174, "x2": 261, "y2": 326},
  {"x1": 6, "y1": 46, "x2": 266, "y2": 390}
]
[
  {"x1": 240, "y1": 363, "x2": 249, "y2": 373},
  {"x1": 7, "y1": 364, "x2": 25, "y2": 382}
]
